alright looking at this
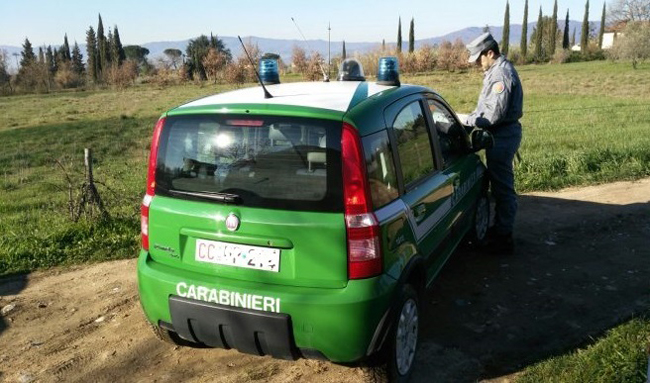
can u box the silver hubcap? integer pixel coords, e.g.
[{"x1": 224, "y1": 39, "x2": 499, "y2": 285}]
[
  {"x1": 395, "y1": 298, "x2": 418, "y2": 376},
  {"x1": 475, "y1": 196, "x2": 489, "y2": 240}
]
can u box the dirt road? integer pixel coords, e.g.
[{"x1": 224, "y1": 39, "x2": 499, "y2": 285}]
[{"x1": 1, "y1": 178, "x2": 649, "y2": 383}]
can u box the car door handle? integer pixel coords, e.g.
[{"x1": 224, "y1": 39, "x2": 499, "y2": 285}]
[{"x1": 413, "y1": 204, "x2": 427, "y2": 220}]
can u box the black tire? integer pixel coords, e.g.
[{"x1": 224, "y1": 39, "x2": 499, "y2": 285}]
[
  {"x1": 149, "y1": 322, "x2": 206, "y2": 348},
  {"x1": 467, "y1": 189, "x2": 490, "y2": 247},
  {"x1": 385, "y1": 284, "x2": 420, "y2": 383}
]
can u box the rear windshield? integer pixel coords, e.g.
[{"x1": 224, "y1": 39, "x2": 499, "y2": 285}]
[{"x1": 155, "y1": 114, "x2": 343, "y2": 212}]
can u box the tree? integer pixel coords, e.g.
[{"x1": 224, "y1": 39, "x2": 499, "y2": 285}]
[
  {"x1": 163, "y1": 48, "x2": 182, "y2": 69},
  {"x1": 112, "y1": 26, "x2": 126, "y2": 65},
  {"x1": 0, "y1": 50, "x2": 13, "y2": 94},
  {"x1": 483, "y1": 25, "x2": 491, "y2": 33},
  {"x1": 502, "y1": 2, "x2": 510, "y2": 57},
  {"x1": 408, "y1": 18, "x2": 415, "y2": 53},
  {"x1": 571, "y1": 27, "x2": 576, "y2": 46},
  {"x1": 185, "y1": 34, "x2": 231, "y2": 81},
  {"x1": 202, "y1": 48, "x2": 228, "y2": 83},
  {"x1": 124, "y1": 45, "x2": 150, "y2": 64},
  {"x1": 342, "y1": 40, "x2": 346, "y2": 60},
  {"x1": 45, "y1": 45, "x2": 57, "y2": 76},
  {"x1": 563, "y1": 9, "x2": 571, "y2": 49},
  {"x1": 599, "y1": 3, "x2": 606, "y2": 48},
  {"x1": 581, "y1": 0, "x2": 590, "y2": 53},
  {"x1": 550, "y1": 0, "x2": 558, "y2": 55},
  {"x1": 97, "y1": 14, "x2": 110, "y2": 73},
  {"x1": 292, "y1": 45, "x2": 308, "y2": 76},
  {"x1": 535, "y1": 7, "x2": 545, "y2": 61},
  {"x1": 86, "y1": 26, "x2": 98, "y2": 81},
  {"x1": 382, "y1": 39, "x2": 386, "y2": 51},
  {"x1": 532, "y1": 15, "x2": 562, "y2": 61},
  {"x1": 610, "y1": 21, "x2": 650, "y2": 68},
  {"x1": 397, "y1": 17, "x2": 402, "y2": 53},
  {"x1": 608, "y1": 0, "x2": 650, "y2": 23},
  {"x1": 521, "y1": 0, "x2": 529, "y2": 58},
  {"x1": 19, "y1": 38, "x2": 36, "y2": 69},
  {"x1": 71, "y1": 42, "x2": 84, "y2": 75},
  {"x1": 61, "y1": 34, "x2": 71, "y2": 62}
]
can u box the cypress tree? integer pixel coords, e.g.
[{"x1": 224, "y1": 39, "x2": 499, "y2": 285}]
[
  {"x1": 397, "y1": 17, "x2": 402, "y2": 53},
  {"x1": 113, "y1": 26, "x2": 126, "y2": 65},
  {"x1": 502, "y1": 1, "x2": 510, "y2": 57},
  {"x1": 408, "y1": 18, "x2": 415, "y2": 53},
  {"x1": 571, "y1": 27, "x2": 576, "y2": 47},
  {"x1": 46, "y1": 45, "x2": 56, "y2": 76},
  {"x1": 38, "y1": 47, "x2": 45, "y2": 64},
  {"x1": 62, "y1": 34, "x2": 71, "y2": 62},
  {"x1": 535, "y1": 7, "x2": 544, "y2": 61},
  {"x1": 550, "y1": 0, "x2": 558, "y2": 55},
  {"x1": 342, "y1": 40, "x2": 346, "y2": 60},
  {"x1": 72, "y1": 42, "x2": 85, "y2": 75},
  {"x1": 382, "y1": 39, "x2": 386, "y2": 51},
  {"x1": 107, "y1": 29, "x2": 115, "y2": 67},
  {"x1": 598, "y1": 3, "x2": 606, "y2": 48},
  {"x1": 581, "y1": 0, "x2": 590, "y2": 53},
  {"x1": 97, "y1": 14, "x2": 109, "y2": 73},
  {"x1": 521, "y1": 0, "x2": 529, "y2": 58},
  {"x1": 563, "y1": 9, "x2": 570, "y2": 49},
  {"x1": 86, "y1": 26, "x2": 98, "y2": 81}
]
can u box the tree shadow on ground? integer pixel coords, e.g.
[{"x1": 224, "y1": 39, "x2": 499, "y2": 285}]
[{"x1": 412, "y1": 195, "x2": 650, "y2": 382}]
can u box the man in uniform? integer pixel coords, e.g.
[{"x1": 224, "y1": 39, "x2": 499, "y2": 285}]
[{"x1": 462, "y1": 32, "x2": 523, "y2": 254}]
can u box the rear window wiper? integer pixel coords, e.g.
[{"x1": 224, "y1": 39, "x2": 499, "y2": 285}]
[{"x1": 169, "y1": 190, "x2": 243, "y2": 204}]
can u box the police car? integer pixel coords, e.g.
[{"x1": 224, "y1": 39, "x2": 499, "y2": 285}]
[{"x1": 137, "y1": 57, "x2": 492, "y2": 382}]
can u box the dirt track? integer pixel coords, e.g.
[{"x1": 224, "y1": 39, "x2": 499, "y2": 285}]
[{"x1": 1, "y1": 178, "x2": 649, "y2": 383}]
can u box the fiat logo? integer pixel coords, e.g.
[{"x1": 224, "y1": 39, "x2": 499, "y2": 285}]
[{"x1": 225, "y1": 213, "x2": 240, "y2": 232}]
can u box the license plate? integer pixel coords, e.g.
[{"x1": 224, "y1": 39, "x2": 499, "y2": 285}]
[{"x1": 195, "y1": 239, "x2": 280, "y2": 272}]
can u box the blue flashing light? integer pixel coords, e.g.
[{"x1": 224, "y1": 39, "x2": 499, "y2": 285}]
[
  {"x1": 259, "y1": 59, "x2": 280, "y2": 85},
  {"x1": 377, "y1": 56, "x2": 400, "y2": 86}
]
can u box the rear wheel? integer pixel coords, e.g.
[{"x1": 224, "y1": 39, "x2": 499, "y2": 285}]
[{"x1": 386, "y1": 284, "x2": 420, "y2": 382}]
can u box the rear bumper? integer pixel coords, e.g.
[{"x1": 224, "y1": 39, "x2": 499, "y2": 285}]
[{"x1": 137, "y1": 250, "x2": 397, "y2": 362}]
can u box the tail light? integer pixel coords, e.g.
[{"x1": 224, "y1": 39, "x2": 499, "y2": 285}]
[
  {"x1": 341, "y1": 122, "x2": 382, "y2": 279},
  {"x1": 141, "y1": 117, "x2": 166, "y2": 251}
]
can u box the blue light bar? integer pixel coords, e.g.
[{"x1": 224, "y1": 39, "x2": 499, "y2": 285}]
[
  {"x1": 377, "y1": 56, "x2": 400, "y2": 86},
  {"x1": 259, "y1": 59, "x2": 280, "y2": 85}
]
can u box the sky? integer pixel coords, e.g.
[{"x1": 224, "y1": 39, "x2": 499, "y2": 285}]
[{"x1": 1, "y1": 0, "x2": 604, "y2": 47}]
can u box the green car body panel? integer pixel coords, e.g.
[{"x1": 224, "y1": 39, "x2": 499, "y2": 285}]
[{"x1": 137, "y1": 79, "x2": 487, "y2": 363}]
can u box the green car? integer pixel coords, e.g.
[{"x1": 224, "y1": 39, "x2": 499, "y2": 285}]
[{"x1": 138, "y1": 58, "x2": 491, "y2": 381}]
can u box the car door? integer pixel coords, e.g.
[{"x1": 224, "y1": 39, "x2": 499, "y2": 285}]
[
  {"x1": 385, "y1": 95, "x2": 454, "y2": 281},
  {"x1": 425, "y1": 95, "x2": 482, "y2": 242}
]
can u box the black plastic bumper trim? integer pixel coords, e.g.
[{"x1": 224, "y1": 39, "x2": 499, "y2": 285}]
[{"x1": 169, "y1": 295, "x2": 299, "y2": 360}]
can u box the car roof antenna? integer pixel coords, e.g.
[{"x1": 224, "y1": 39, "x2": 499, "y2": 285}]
[
  {"x1": 291, "y1": 17, "x2": 330, "y2": 82},
  {"x1": 237, "y1": 36, "x2": 273, "y2": 99}
]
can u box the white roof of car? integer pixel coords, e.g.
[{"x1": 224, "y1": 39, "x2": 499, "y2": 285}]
[{"x1": 179, "y1": 81, "x2": 395, "y2": 112}]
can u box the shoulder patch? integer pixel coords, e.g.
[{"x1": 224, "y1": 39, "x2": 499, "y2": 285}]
[{"x1": 492, "y1": 81, "x2": 505, "y2": 94}]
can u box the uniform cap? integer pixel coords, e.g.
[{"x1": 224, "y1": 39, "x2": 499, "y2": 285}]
[{"x1": 466, "y1": 32, "x2": 498, "y2": 63}]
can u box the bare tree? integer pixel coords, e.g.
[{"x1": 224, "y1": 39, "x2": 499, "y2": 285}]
[{"x1": 608, "y1": 0, "x2": 650, "y2": 23}]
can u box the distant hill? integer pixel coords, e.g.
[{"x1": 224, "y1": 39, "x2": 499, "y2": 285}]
[{"x1": 2, "y1": 20, "x2": 599, "y2": 72}]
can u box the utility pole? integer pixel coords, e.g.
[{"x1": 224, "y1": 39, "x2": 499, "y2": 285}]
[{"x1": 328, "y1": 22, "x2": 331, "y2": 79}]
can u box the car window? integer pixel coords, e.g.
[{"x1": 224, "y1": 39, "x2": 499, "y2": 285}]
[
  {"x1": 392, "y1": 101, "x2": 435, "y2": 187},
  {"x1": 155, "y1": 114, "x2": 343, "y2": 212},
  {"x1": 362, "y1": 130, "x2": 399, "y2": 209},
  {"x1": 427, "y1": 99, "x2": 466, "y2": 167}
]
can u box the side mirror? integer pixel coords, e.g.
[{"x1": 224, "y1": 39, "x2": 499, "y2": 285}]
[{"x1": 471, "y1": 129, "x2": 494, "y2": 151}]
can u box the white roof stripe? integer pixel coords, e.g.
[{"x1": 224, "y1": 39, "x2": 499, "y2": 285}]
[{"x1": 179, "y1": 81, "x2": 395, "y2": 112}]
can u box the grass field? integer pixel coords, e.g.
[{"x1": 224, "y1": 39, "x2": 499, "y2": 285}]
[{"x1": 0, "y1": 60, "x2": 648, "y2": 381}]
